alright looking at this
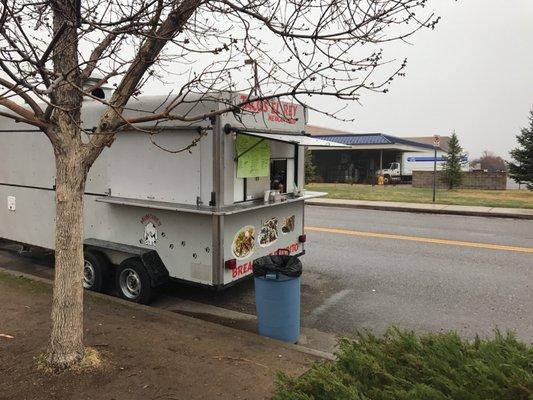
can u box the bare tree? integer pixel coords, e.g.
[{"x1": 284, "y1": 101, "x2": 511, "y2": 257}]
[
  {"x1": 0, "y1": 0, "x2": 438, "y2": 370},
  {"x1": 470, "y1": 151, "x2": 507, "y2": 172}
]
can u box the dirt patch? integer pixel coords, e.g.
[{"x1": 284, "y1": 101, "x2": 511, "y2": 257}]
[{"x1": 0, "y1": 272, "x2": 316, "y2": 400}]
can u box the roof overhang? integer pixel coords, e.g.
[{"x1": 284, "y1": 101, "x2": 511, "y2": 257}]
[
  {"x1": 313, "y1": 143, "x2": 432, "y2": 152},
  {"x1": 239, "y1": 130, "x2": 349, "y2": 148}
]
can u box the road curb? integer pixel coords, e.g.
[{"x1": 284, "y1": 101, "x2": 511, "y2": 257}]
[
  {"x1": 0, "y1": 266, "x2": 336, "y2": 362},
  {"x1": 306, "y1": 200, "x2": 533, "y2": 220}
]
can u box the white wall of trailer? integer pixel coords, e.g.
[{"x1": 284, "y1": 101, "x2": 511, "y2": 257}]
[
  {"x1": 0, "y1": 95, "x2": 218, "y2": 201},
  {"x1": 106, "y1": 131, "x2": 205, "y2": 203}
]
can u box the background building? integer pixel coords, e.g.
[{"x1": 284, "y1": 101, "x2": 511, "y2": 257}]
[{"x1": 307, "y1": 125, "x2": 450, "y2": 183}]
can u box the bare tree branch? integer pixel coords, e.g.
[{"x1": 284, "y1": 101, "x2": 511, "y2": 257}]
[{"x1": 0, "y1": 97, "x2": 47, "y2": 128}]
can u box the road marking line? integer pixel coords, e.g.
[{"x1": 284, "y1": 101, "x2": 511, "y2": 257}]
[
  {"x1": 308, "y1": 289, "x2": 353, "y2": 323},
  {"x1": 306, "y1": 226, "x2": 533, "y2": 254}
]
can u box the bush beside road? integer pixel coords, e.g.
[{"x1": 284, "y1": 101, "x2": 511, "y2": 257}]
[
  {"x1": 306, "y1": 183, "x2": 533, "y2": 209},
  {"x1": 275, "y1": 328, "x2": 533, "y2": 400}
]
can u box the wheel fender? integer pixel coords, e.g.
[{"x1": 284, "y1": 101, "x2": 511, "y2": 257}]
[{"x1": 140, "y1": 250, "x2": 169, "y2": 287}]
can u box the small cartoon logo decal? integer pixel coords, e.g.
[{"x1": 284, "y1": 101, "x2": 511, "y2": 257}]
[
  {"x1": 140, "y1": 214, "x2": 162, "y2": 246},
  {"x1": 143, "y1": 221, "x2": 158, "y2": 246}
]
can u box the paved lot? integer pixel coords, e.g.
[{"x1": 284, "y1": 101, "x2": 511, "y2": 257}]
[
  {"x1": 1, "y1": 206, "x2": 532, "y2": 344},
  {"x1": 302, "y1": 206, "x2": 533, "y2": 341}
]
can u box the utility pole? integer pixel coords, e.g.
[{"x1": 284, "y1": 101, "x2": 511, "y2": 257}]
[{"x1": 432, "y1": 135, "x2": 440, "y2": 202}]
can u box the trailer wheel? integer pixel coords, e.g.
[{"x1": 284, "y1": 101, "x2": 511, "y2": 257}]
[
  {"x1": 116, "y1": 258, "x2": 153, "y2": 304},
  {"x1": 83, "y1": 250, "x2": 109, "y2": 292}
]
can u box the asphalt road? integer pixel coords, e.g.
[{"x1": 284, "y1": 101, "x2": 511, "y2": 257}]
[
  {"x1": 301, "y1": 206, "x2": 533, "y2": 342},
  {"x1": 1, "y1": 206, "x2": 532, "y2": 344}
]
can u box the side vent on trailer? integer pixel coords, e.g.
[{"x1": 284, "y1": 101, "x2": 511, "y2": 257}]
[{"x1": 82, "y1": 76, "x2": 114, "y2": 101}]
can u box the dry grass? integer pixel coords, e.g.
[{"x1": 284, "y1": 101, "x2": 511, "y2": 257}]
[
  {"x1": 77, "y1": 347, "x2": 104, "y2": 371},
  {"x1": 36, "y1": 347, "x2": 105, "y2": 374},
  {"x1": 306, "y1": 183, "x2": 533, "y2": 209}
]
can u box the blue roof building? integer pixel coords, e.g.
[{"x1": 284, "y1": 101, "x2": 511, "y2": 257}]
[
  {"x1": 306, "y1": 125, "x2": 448, "y2": 183},
  {"x1": 312, "y1": 133, "x2": 436, "y2": 150}
]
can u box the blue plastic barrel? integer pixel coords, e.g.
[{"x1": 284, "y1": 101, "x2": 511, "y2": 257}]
[{"x1": 254, "y1": 272, "x2": 300, "y2": 343}]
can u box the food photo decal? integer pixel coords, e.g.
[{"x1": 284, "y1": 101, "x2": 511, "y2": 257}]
[
  {"x1": 232, "y1": 225, "x2": 256, "y2": 259},
  {"x1": 259, "y1": 218, "x2": 279, "y2": 247},
  {"x1": 281, "y1": 215, "x2": 295, "y2": 234}
]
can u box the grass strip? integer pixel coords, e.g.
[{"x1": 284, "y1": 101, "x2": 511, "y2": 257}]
[{"x1": 306, "y1": 183, "x2": 533, "y2": 209}]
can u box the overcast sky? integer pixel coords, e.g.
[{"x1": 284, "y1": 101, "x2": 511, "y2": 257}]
[{"x1": 309, "y1": 0, "x2": 533, "y2": 159}]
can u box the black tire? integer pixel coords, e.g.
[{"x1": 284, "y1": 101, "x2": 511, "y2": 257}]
[
  {"x1": 116, "y1": 258, "x2": 153, "y2": 304},
  {"x1": 83, "y1": 250, "x2": 110, "y2": 292},
  {"x1": 383, "y1": 174, "x2": 391, "y2": 184}
]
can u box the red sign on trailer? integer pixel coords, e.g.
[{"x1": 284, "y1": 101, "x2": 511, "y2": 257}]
[{"x1": 239, "y1": 95, "x2": 299, "y2": 125}]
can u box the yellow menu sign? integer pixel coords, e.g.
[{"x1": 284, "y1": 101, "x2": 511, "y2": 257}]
[{"x1": 236, "y1": 134, "x2": 270, "y2": 178}]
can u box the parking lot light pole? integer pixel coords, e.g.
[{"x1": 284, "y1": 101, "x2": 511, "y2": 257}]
[{"x1": 432, "y1": 135, "x2": 440, "y2": 203}]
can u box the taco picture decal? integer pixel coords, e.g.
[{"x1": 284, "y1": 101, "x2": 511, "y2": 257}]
[
  {"x1": 258, "y1": 218, "x2": 279, "y2": 247},
  {"x1": 281, "y1": 215, "x2": 295, "y2": 234},
  {"x1": 232, "y1": 225, "x2": 256, "y2": 259}
]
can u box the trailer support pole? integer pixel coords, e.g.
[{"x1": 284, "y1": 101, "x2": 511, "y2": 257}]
[
  {"x1": 212, "y1": 214, "x2": 224, "y2": 286},
  {"x1": 212, "y1": 116, "x2": 225, "y2": 285},
  {"x1": 212, "y1": 116, "x2": 224, "y2": 208}
]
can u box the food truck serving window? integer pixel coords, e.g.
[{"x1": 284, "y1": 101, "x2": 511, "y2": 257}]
[
  {"x1": 234, "y1": 132, "x2": 347, "y2": 202},
  {"x1": 243, "y1": 157, "x2": 294, "y2": 201}
]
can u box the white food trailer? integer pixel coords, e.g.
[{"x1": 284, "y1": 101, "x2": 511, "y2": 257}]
[{"x1": 0, "y1": 92, "x2": 346, "y2": 303}]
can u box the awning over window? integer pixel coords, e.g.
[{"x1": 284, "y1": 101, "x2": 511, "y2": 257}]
[{"x1": 239, "y1": 131, "x2": 349, "y2": 148}]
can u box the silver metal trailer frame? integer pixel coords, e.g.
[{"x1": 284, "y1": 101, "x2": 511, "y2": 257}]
[{"x1": 0, "y1": 92, "x2": 345, "y2": 302}]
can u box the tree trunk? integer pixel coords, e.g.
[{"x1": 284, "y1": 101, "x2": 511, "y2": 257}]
[{"x1": 46, "y1": 151, "x2": 88, "y2": 370}]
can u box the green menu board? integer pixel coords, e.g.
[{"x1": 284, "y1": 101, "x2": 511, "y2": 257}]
[{"x1": 235, "y1": 134, "x2": 270, "y2": 178}]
